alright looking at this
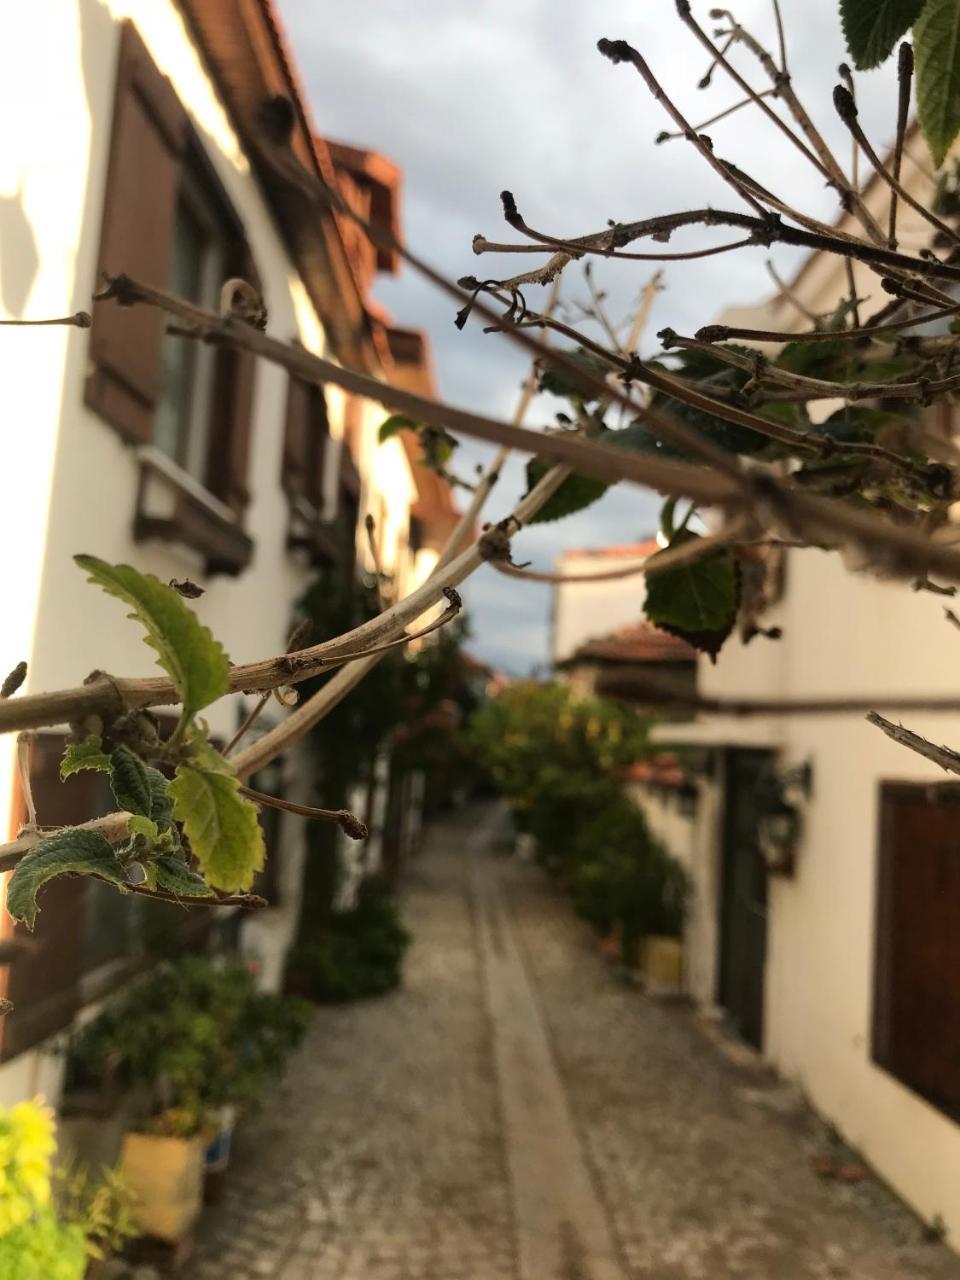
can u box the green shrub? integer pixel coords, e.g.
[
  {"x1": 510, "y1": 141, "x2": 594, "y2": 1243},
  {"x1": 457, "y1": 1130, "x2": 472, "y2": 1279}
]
[
  {"x1": 66, "y1": 957, "x2": 310, "y2": 1134},
  {"x1": 287, "y1": 878, "x2": 410, "y2": 1002},
  {"x1": 0, "y1": 1208, "x2": 86, "y2": 1280},
  {"x1": 468, "y1": 682, "x2": 651, "y2": 875},
  {"x1": 0, "y1": 1100, "x2": 107, "y2": 1280},
  {"x1": 572, "y1": 799, "x2": 689, "y2": 964}
]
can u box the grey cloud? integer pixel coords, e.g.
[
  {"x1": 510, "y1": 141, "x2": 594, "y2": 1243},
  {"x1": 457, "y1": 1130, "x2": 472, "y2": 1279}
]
[{"x1": 279, "y1": 0, "x2": 902, "y2": 672}]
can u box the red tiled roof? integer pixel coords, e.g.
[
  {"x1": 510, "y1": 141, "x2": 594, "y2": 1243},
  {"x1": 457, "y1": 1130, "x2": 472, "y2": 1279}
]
[
  {"x1": 560, "y1": 539, "x2": 659, "y2": 560},
  {"x1": 619, "y1": 753, "x2": 687, "y2": 787},
  {"x1": 572, "y1": 622, "x2": 697, "y2": 665}
]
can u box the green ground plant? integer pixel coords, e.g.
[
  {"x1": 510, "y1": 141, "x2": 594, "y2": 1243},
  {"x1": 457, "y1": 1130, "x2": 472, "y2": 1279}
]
[{"x1": 469, "y1": 683, "x2": 688, "y2": 960}]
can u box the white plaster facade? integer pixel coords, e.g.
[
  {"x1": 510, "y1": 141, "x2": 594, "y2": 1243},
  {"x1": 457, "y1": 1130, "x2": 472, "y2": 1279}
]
[
  {"x1": 0, "y1": 0, "x2": 442, "y2": 1106},
  {"x1": 645, "y1": 135, "x2": 960, "y2": 1245},
  {"x1": 551, "y1": 543, "x2": 654, "y2": 664}
]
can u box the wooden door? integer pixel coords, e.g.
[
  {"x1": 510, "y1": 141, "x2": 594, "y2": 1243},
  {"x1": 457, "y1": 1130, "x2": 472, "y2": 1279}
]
[
  {"x1": 874, "y1": 783, "x2": 960, "y2": 1120},
  {"x1": 717, "y1": 749, "x2": 770, "y2": 1050}
]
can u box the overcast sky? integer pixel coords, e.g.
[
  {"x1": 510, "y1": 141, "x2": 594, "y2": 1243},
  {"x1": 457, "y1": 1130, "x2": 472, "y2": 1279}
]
[{"x1": 277, "y1": 0, "x2": 905, "y2": 674}]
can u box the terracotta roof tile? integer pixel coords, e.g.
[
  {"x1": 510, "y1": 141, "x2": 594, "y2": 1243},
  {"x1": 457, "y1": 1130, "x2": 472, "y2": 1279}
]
[{"x1": 572, "y1": 621, "x2": 697, "y2": 665}]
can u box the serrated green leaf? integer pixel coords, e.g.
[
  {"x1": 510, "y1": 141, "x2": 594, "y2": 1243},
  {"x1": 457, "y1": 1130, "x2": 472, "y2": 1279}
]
[
  {"x1": 840, "y1": 0, "x2": 925, "y2": 68},
  {"x1": 74, "y1": 556, "x2": 230, "y2": 715},
  {"x1": 128, "y1": 815, "x2": 159, "y2": 842},
  {"x1": 7, "y1": 829, "x2": 127, "y2": 928},
  {"x1": 379, "y1": 414, "x2": 421, "y2": 442},
  {"x1": 644, "y1": 532, "x2": 741, "y2": 662},
  {"x1": 915, "y1": 0, "x2": 960, "y2": 166},
  {"x1": 145, "y1": 766, "x2": 175, "y2": 830},
  {"x1": 110, "y1": 746, "x2": 153, "y2": 817},
  {"x1": 169, "y1": 764, "x2": 264, "y2": 892},
  {"x1": 60, "y1": 735, "x2": 111, "y2": 779},
  {"x1": 153, "y1": 853, "x2": 215, "y2": 898},
  {"x1": 524, "y1": 459, "x2": 610, "y2": 524}
]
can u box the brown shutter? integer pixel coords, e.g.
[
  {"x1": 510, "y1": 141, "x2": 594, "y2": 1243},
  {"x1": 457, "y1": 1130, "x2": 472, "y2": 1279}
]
[
  {"x1": 282, "y1": 375, "x2": 311, "y2": 499},
  {"x1": 1, "y1": 736, "x2": 94, "y2": 1060},
  {"x1": 85, "y1": 20, "x2": 187, "y2": 443},
  {"x1": 209, "y1": 248, "x2": 259, "y2": 518}
]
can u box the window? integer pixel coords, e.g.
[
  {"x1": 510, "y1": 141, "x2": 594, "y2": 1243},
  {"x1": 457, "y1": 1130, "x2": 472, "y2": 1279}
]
[
  {"x1": 873, "y1": 783, "x2": 960, "y2": 1121},
  {"x1": 154, "y1": 164, "x2": 234, "y2": 483},
  {"x1": 85, "y1": 21, "x2": 257, "y2": 573},
  {"x1": 283, "y1": 373, "x2": 336, "y2": 564}
]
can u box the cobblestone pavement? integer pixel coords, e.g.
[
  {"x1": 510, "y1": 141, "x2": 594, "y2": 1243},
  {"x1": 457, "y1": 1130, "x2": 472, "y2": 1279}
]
[
  {"x1": 501, "y1": 854, "x2": 960, "y2": 1280},
  {"x1": 187, "y1": 808, "x2": 960, "y2": 1279},
  {"x1": 188, "y1": 818, "x2": 517, "y2": 1280}
]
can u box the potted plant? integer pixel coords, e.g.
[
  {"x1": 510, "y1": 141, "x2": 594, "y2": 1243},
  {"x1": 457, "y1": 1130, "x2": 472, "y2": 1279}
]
[{"x1": 65, "y1": 956, "x2": 309, "y2": 1241}]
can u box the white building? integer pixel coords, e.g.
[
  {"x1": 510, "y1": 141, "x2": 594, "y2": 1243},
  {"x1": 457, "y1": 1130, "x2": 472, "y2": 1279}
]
[
  {"x1": 0, "y1": 0, "x2": 456, "y2": 1105},
  {"x1": 645, "y1": 137, "x2": 960, "y2": 1245},
  {"x1": 551, "y1": 541, "x2": 657, "y2": 665},
  {"x1": 548, "y1": 132, "x2": 960, "y2": 1246}
]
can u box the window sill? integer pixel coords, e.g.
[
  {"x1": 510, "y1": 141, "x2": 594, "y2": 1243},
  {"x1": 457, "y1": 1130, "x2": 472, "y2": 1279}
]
[{"x1": 134, "y1": 448, "x2": 253, "y2": 575}]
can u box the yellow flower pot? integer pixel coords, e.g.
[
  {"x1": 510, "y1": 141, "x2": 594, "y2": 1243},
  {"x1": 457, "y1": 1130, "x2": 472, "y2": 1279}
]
[
  {"x1": 641, "y1": 936, "x2": 684, "y2": 996},
  {"x1": 120, "y1": 1131, "x2": 205, "y2": 1242}
]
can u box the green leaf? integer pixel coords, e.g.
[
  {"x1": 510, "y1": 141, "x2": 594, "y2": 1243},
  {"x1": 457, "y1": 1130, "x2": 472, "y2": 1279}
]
[
  {"x1": 127, "y1": 815, "x2": 159, "y2": 843},
  {"x1": 60, "y1": 735, "x2": 111, "y2": 779},
  {"x1": 153, "y1": 853, "x2": 215, "y2": 898},
  {"x1": 145, "y1": 766, "x2": 175, "y2": 830},
  {"x1": 840, "y1": 0, "x2": 925, "y2": 68},
  {"x1": 7, "y1": 830, "x2": 127, "y2": 928},
  {"x1": 538, "y1": 350, "x2": 612, "y2": 404},
  {"x1": 524, "y1": 459, "x2": 610, "y2": 524},
  {"x1": 109, "y1": 746, "x2": 153, "y2": 817},
  {"x1": 915, "y1": 0, "x2": 960, "y2": 166},
  {"x1": 74, "y1": 556, "x2": 230, "y2": 715},
  {"x1": 379, "y1": 414, "x2": 421, "y2": 442},
  {"x1": 644, "y1": 532, "x2": 741, "y2": 662},
  {"x1": 169, "y1": 764, "x2": 264, "y2": 892},
  {"x1": 815, "y1": 406, "x2": 902, "y2": 443}
]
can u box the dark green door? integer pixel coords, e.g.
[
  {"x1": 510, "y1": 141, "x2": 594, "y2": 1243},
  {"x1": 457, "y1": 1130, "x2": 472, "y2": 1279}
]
[{"x1": 717, "y1": 749, "x2": 770, "y2": 1049}]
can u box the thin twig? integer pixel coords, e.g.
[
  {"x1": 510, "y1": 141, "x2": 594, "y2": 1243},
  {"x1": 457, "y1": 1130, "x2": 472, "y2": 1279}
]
[
  {"x1": 127, "y1": 882, "x2": 268, "y2": 910},
  {"x1": 696, "y1": 298, "x2": 960, "y2": 345},
  {"x1": 766, "y1": 259, "x2": 819, "y2": 324},
  {"x1": 889, "y1": 43, "x2": 914, "y2": 248},
  {"x1": 833, "y1": 86, "x2": 960, "y2": 250},
  {"x1": 238, "y1": 786, "x2": 368, "y2": 839},
  {"x1": 771, "y1": 0, "x2": 787, "y2": 73},
  {"x1": 0, "y1": 312, "x2": 91, "y2": 328},
  {"x1": 223, "y1": 693, "x2": 270, "y2": 757},
  {"x1": 596, "y1": 38, "x2": 773, "y2": 219},
  {"x1": 866, "y1": 712, "x2": 960, "y2": 776},
  {"x1": 655, "y1": 89, "x2": 776, "y2": 143},
  {"x1": 491, "y1": 520, "x2": 748, "y2": 584}
]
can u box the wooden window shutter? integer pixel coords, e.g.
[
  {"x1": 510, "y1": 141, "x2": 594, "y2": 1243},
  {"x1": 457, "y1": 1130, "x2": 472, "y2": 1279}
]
[
  {"x1": 282, "y1": 374, "x2": 311, "y2": 499},
  {"x1": 209, "y1": 247, "x2": 260, "y2": 518},
  {"x1": 1, "y1": 736, "x2": 94, "y2": 1060},
  {"x1": 85, "y1": 20, "x2": 187, "y2": 443}
]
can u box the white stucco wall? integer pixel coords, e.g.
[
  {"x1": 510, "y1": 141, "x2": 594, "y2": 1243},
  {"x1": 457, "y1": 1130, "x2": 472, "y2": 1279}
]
[
  {"x1": 0, "y1": 0, "x2": 422, "y2": 1106},
  {"x1": 680, "y1": 142, "x2": 960, "y2": 1243},
  {"x1": 552, "y1": 548, "x2": 650, "y2": 664}
]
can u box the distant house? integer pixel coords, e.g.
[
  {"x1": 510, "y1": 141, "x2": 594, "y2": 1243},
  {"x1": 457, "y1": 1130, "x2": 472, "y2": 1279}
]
[
  {"x1": 0, "y1": 0, "x2": 455, "y2": 1107},
  {"x1": 551, "y1": 540, "x2": 659, "y2": 665},
  {"x1": 558, "y1": 620, "x2": 696, "y2": 712}
]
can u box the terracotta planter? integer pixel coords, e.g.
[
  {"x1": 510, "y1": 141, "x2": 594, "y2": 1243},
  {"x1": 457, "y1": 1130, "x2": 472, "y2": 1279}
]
[
  {"x1": 120, "y1": 1131, "x2": 205, "y2": 1242},
  {"x1": 641, "y1": 935, "x2": 684, "y2": 996}
]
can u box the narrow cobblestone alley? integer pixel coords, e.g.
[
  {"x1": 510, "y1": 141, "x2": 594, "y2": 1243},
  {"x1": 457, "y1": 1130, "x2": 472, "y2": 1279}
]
[{"x1": 187, "y1": 810, "x2": 960, "y2": 1280}]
